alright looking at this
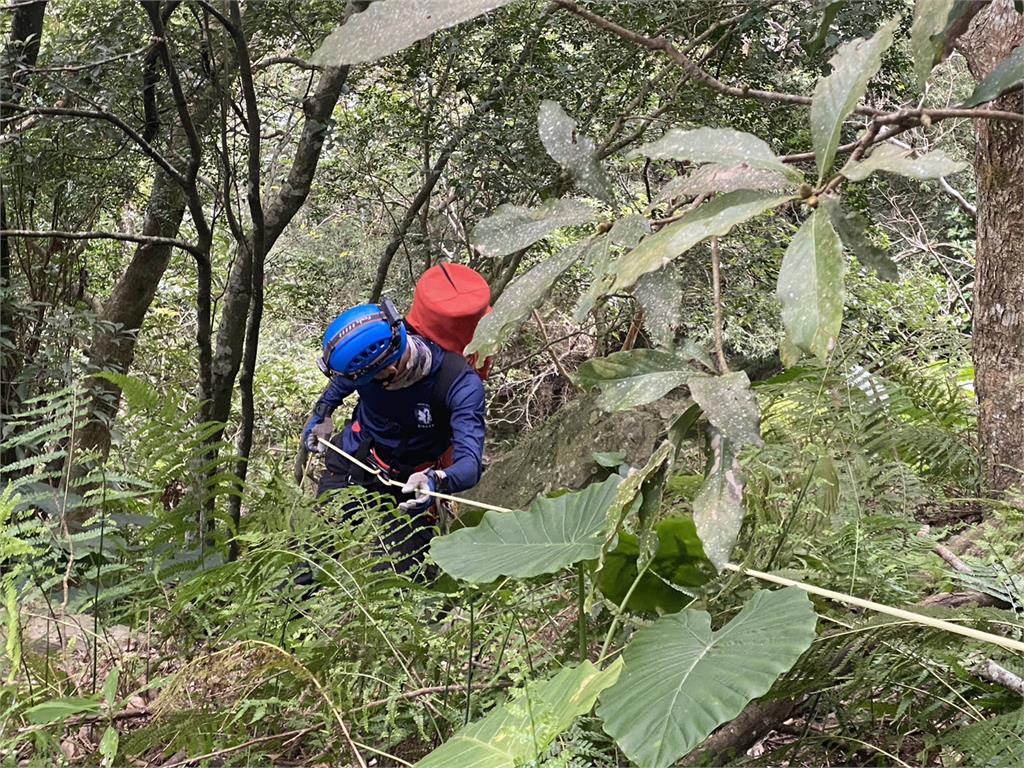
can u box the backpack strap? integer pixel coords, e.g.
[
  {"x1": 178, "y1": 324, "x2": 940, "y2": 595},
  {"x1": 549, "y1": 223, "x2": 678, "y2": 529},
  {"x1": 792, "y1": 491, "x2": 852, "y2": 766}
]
[{"x1": 430, "y1": 351, "x2": 472, "y2": 429}]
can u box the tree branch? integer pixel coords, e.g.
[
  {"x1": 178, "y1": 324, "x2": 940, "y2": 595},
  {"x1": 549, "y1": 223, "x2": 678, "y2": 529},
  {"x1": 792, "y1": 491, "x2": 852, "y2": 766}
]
[
  {"x1": 0, "y1": 228, "x2": 198, "y2": 255},
  {"x1": 552, "y1": 0, "x2": 1024, "y2": 125},
  {"x1": 0, "y1": 100, "x2": 187, "y2": 185}
]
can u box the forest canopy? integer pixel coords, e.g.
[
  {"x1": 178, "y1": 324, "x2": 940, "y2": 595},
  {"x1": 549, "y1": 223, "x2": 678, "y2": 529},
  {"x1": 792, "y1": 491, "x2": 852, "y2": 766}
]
[{"x1": 2, "y1": 0, "x2": 1024, "y2": 765}]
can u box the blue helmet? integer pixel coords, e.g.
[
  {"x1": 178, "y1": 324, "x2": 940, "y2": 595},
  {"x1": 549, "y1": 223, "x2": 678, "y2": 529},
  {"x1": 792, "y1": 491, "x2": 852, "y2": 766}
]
[{"x1": 318, "y1": 298, "x2": 407, "y2": 385}]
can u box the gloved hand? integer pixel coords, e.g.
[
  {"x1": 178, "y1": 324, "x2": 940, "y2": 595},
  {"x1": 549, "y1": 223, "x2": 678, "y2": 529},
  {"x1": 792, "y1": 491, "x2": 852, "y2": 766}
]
[
  {"x1": 302, "y1": 413, "x2": 334, "y2": 453},
  {"x1": 399, "y1": 469, "x2": 445, "y2": 515}
]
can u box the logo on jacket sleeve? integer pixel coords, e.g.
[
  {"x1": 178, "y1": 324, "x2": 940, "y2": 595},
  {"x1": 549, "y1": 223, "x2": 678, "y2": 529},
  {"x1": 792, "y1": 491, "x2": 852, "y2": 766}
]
[{"x1": 414, "y1": 403, "x2": 434, "y2": 428}]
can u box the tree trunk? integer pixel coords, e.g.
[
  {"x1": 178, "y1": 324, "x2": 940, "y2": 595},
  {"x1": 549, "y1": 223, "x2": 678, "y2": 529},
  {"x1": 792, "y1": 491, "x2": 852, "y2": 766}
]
[
  {"x1": 209, "y1": 62, "x2": 354, "y2": 429},
  {"x1": 76, "y1": 170, "x2": 187, "y2": 460},
  {"x1": 1, "y1": 0, "x2": 47, "y2": 478},
  {"x1": 961, "y1": 1, "x2": 1024, "y2": 495}
]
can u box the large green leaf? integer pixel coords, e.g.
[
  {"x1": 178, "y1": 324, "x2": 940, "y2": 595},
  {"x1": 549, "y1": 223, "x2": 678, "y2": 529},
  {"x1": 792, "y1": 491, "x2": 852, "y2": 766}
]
[
  {"x1": 963, "y1": 42, "x2": 1024, "y2": 107},
  {"x1": 430, "y1": 475, "x2": 621, "y2": 582},
  {"x1": 576, "y1": 349, "x2": 694, "y2": 412},
  {"x1": 632, "y1": 127, "x2": 792, "y2": 176},
  {"x1": 538, "y1": 100, "x2": 615, "y2": 202},
  {"x1": 776, "y1": 205, "x2": 845, "y2": 364},
  {"x1": 827, "y1": 201, "x2": 898, "y2": 281},
  {"x1": 311, "y1": 0, "x2": 515, "y2": 66},
  {"x1": 467, "y1": 237, "x2": 599, "y2": 358},
  {"x1": 610, "y1": 190, "x2": 792, "y2": 292},
  {"x1": 841, "y1": 144, "x2": 968, "y2": 181},
  {"x1": 910, "y1": 0, "x2": 957, "y2": 89},
  {"x1": 470, "y1": 198, "x2": 597, "y2": 259},
  {"x1": 810, "y1": 16, "x2": 899, "y2": 182},
  {"x1": 597, "y1": 588, "x2": 817, "y2": 768},
  {"x1": 687, "y1": 371, "x2": 762, "y2": 449},
  {"x1": 416, "y1": 660, "x2": 623, "y2": 768},
  {"x1": 599, "y1": 516, "x2": 715, "y2": 613},
  {"x1": 692, "y1": 429, "x2": 745, "y2": 571}
]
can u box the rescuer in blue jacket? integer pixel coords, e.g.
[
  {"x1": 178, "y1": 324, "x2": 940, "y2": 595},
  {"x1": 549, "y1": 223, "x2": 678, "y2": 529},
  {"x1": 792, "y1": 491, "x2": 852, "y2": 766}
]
[{"x1": 301, "y1": 298, "x2": 485, "y2": 573}]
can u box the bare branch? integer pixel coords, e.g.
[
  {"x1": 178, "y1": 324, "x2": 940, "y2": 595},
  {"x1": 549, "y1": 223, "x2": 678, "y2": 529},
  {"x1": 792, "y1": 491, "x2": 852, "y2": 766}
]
[
  {"x1": 973, "y1": 659, "x2": 1024, "y2": 696},
  {"x1": 252, "y1": 55, "x2": 322, "y2": 73},
  {"x1": 0, "y1": 228, "x2": 199, "y2": 255}
]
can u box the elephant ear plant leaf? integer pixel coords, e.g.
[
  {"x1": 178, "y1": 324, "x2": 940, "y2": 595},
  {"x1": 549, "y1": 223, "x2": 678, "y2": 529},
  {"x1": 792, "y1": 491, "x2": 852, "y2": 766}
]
[
  {"x1": 430, "y1": 474, "x2": 622, "y2": 582},
  {"x1": 598, "y1": 588, "x2": 817, "y2": 768},
  {"x1": 416, "y1": 659, "x2": 623, "y2": 768}
]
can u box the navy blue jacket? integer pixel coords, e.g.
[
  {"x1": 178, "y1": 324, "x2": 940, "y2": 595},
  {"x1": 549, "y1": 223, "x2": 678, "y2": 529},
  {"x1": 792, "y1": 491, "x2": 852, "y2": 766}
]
[{"x1": 312, "y1": 338, "x2": 485, "y2": 492}]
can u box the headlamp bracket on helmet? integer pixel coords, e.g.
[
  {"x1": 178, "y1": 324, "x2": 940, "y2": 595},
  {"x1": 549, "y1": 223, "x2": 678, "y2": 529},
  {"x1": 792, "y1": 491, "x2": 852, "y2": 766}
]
[{"x1": 318, "y1": 297, "x2": 405, "y2": 381}]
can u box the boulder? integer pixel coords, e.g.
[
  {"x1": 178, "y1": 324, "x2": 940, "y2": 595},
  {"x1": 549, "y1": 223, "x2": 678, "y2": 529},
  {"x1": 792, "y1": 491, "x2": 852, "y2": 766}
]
[{"x1": 467, "y1": 393, "x2": 684, "y2": 510}]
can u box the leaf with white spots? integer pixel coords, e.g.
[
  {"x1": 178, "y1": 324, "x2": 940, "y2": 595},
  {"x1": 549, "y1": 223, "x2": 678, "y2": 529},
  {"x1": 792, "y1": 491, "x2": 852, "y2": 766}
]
[
  {"x1": 688, "y1": 371, "x2": 762, "y2": 449},
  {"x1": 311, "y1": 0, "x2": 516, "y2": 66},
  {"x1": 631, "y1": 127, "x2": 794, "y2": 177},
  {"x1": 810, "y1": 16, "x2": 899, "y2": 183},
  {"x1": 841, "y1": 144, "x2": 967, "y2": 181},
  {"x1": 576, "y1": 349, "x2": 696, "y2": 412},
  {"x1": 634, "y1": 266, "x2": 684, "y2": 347},
  {"x1": 611, "y1": 190, "x2": 793, "y2": 292},
  {"x1": 655, "y1": 164, "x2": 795, "y2": 206},
  {"x1": 538, "y1": 100, "x2": 615, "y2": 202},
  {"x1": 467, "y1": 236, "x2": 601, "y2": 358},
  {"x1": 597, "y1": 588, "x2": 816, "y2": 768},
  {"x1": 777, "y1": 206, "x2": 845, "y2": 364},
  {"x1": 692, "y1": 428, "x2": 745, "y2": 572},
  {"x1": 609, "y1": 214, "x2": 651, "y2": 248},
  {"x1": 471, "y1": 198, "x2": 597, "y2": 259}
]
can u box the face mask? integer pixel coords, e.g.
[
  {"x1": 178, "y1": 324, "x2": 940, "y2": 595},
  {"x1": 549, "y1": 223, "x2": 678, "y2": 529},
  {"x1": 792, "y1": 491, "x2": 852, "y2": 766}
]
[{"x1": 381, "y1": 335, "x2": 432, "y2": 390}]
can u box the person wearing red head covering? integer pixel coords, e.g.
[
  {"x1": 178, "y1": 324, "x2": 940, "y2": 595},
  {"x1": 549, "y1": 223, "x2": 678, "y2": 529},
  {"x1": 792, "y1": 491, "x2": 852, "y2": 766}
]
[{"x1": 406, "y1": 263, "x2": 493, "y2": 378}]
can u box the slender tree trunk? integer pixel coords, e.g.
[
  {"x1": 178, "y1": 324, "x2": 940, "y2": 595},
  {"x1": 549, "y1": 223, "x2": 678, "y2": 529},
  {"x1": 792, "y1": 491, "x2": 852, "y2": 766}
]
[
  {"x1": 76, "y1": 171, "x2": 188, "y2": 459},
  {"x1": 208, "y1": 62, "x2": 355, "y2": 430},
  {"x1": 1, "y1": 0, "x2": 47, "y2": 478},
  {"x1": 962, "y1": 1, "x2": 1024, "y2": 495}
]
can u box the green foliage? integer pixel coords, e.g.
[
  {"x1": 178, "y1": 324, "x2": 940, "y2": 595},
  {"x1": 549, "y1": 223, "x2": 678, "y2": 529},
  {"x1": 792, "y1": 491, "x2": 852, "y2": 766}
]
[
  {"x1": 430, "y1": 475, "x2": 622, "y2": 582},
  {"x1": 809, "y1": 15, "x2": 899, "y2": 182},
  {"x1": 777, "y1": 204, "x2": 845, "y2": 364},
  {"x1": 415, "y1": 660, "x2": 623, "y2": 768},
  {"x1": 599, "y1": 516, "x2": 714, "y2": 613},
  {"x1": 841, "y1": 144, "x2": 969, "y2": 181},
  {"x1": 597, "y1": 588, "x2": 817, "y2": 768}
]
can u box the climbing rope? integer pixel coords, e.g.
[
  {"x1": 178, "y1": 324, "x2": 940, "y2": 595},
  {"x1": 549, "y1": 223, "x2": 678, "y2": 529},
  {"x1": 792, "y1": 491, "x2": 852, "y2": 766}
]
[{"x1": 316, "y1": 437, "x2": 1024, "y2": 654}]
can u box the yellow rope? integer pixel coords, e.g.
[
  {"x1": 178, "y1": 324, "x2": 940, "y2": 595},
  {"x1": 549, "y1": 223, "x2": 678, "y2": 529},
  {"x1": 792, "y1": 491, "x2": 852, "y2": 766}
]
[{"x1": 316, "y1": 437, "x2": 1024, "y2": 655}]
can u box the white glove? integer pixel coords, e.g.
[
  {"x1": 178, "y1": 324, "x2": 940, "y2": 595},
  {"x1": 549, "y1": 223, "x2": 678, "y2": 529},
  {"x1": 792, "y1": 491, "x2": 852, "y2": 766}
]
[{"x1": 399, "y1": 469, "x2": 444, "y2": 514}]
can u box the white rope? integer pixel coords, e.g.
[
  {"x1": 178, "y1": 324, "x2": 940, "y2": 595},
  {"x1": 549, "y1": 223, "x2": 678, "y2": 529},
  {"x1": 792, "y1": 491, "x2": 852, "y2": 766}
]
[
  {"x1": 315, "y1": 437, "x2": 513, "y2": 514},
  {"x1": 723, "y1": 563, "x2": 1024, "y2": 655},
  {"x1": 316, "y1": 437, "x2": 1024, "y2": 654}
]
